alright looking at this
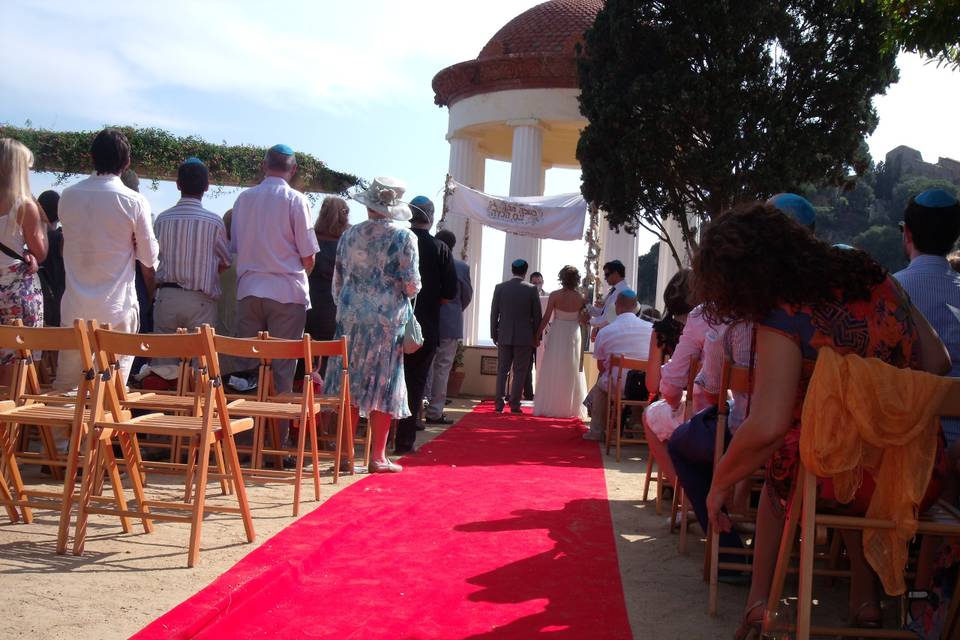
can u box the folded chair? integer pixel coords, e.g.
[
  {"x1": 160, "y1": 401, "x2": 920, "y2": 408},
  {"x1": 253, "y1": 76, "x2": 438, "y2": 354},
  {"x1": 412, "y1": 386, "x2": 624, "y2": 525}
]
[
  {"x1": 73, "y1": 323, "x2": 254, "y2": 567},
  {"x1": 605, "y1": 355, "x2": 651, "y2": 464},
  {"x1": 0, "y1": 320, "x2": 138, "y2": 553},
  {"x1": 764, "y1": 377, "x2": 960, "y2": 639},
  {"x1": 212, "y1": 333, "x2": 322, "y2": 516}
]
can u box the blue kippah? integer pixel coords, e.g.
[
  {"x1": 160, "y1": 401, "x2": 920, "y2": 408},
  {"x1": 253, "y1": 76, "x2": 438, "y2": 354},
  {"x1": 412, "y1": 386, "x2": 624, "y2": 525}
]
[
  {"x1": 915, "y1": 188, "x2": 959, "y2": 209},
  {"x1": 269, "y1": 144, "x2": 294, "y2": 156},
  {"x1": 619, "y1": 288, "x2": 638, "y2": 299},
  {"x1": 768, "y1": 193, "x2": 816, "y2": 227},
  {"x1": 183, "y1": 156, "x2": 204, "y2": 166},
  {"x1": 410, "y1": 195, "x2": 432, "y2": 207},
  {"x1": 512, "y1": 259, "x2": 526, "y2": 269}
]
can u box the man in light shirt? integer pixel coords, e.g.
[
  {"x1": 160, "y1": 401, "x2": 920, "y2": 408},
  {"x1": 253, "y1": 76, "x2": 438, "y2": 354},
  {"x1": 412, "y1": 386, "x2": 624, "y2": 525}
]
[
  {"x1": 153, "y1": 158, "x2": 230, "y2": 352},
  {"x1": 230, "y1": 144, "x2": 319, "y2": 424},
  {"x1": 584, "y1": 289, "x2": 652, "y2": 441},
  {"x1": 57, "y1": 128, "x2": 159, "y2": 388},
  {"x1": 587, "y1": 259, "x2": 629, "y2": 338}
]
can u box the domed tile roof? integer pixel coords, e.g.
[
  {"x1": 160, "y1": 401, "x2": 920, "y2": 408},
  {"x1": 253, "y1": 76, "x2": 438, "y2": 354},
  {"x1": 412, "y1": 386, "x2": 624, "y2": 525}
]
[
  {"x1": 432, "y1": 0, "x2": 603, "y2": 107},
  {"x1": 478, "y1": 0, "x2": 603, "y2": 59}
]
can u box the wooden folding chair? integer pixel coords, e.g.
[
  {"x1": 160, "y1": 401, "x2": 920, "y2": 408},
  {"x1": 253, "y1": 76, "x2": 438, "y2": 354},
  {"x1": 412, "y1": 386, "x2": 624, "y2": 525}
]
[
  {"x1": 264, "y1": 335, "x2": 359, "y2": 482},
  {"x1": 73, "y1": 324, "x2": 254, "y2": 567},
  {"x1": 763, "y1": 377, "x2": 960, "y2": 639},
  {"x1": 90, "y1": 325, "x2": 231, "y2": 496},
  {"x1": 0, "y1": 320, "x2": 137, "y2": 553},
  {"x1": 706, "y1": 360, "x2": 754, "y2": 615},
  {"x1": 674, "y1": 356, "x2": 701, "y2": 552},
  {"x1": 212, "y1": 333, "x2": 321, "y2": 516},
  {"x1": 605, "y1": 355, "x2": 650, "y2": 463}
]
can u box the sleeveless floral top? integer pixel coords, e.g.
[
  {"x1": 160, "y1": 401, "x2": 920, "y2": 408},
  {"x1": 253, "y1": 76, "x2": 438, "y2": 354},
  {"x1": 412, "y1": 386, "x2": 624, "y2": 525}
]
[{"x1": 760, "y1": 276, "x2": 920, "y2": 501}]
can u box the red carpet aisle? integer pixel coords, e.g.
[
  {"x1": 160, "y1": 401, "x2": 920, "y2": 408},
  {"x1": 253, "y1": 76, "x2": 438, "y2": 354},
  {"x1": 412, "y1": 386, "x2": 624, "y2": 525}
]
[{"x1": 134, "y1": 403, "x2": 633, "y2": 640}]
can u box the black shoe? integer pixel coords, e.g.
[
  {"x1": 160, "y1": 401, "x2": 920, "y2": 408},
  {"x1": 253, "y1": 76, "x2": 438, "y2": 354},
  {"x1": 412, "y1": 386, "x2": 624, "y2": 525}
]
[
  {"x1": 425, "y1": 415, "x2": 453, "y2": 425},
  {"x1": 510, "y1": 408, "x2": 523, "y2": 415},
  {"x1": 393, "y1": 444, "x2": 417, "y2": 455},
  {"x1": 267, "y1": 456, "x2": 297, "y2": 470},
  {"x1": 495, "y1": 405, "x2": 504, "y2": 413},
  {"x1": 415, "y1": 423, "x2": 426, "y2": 431},
  {"x1": 444, "y1": 399, "x2": 452, "y2": 405}
]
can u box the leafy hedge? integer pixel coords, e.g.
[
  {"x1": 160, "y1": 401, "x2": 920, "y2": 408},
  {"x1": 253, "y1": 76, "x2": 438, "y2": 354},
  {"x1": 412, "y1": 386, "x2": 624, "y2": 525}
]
[{"x1": 1, "y1": 125, "x2": 359, "y2": 195}]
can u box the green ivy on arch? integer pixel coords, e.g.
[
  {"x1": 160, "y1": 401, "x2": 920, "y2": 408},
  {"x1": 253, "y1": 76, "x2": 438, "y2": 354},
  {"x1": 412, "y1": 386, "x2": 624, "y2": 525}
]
[{"x1": 1, "y1": 124, "x2": 359, "y2": 196}]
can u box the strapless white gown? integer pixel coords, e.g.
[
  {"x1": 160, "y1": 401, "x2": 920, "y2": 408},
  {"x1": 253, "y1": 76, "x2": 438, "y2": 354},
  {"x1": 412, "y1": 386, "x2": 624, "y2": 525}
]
[{"x1": 534, "y1": 309, "x2": 588, "y2": 420}]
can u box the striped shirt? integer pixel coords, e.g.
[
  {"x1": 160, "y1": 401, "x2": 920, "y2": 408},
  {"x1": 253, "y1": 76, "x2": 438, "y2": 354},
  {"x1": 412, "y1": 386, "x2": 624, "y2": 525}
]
[
  {"x1": 895, "y1": 254, "x2": 960, "y2": 443},
  {"x1": 154, "y1": 197, "x2": 230, "y2": 299}
]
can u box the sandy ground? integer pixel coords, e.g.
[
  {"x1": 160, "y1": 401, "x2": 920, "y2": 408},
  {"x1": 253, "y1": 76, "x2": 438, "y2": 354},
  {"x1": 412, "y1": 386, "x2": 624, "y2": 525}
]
[{"x1": 3, "y1": 398, "x2": 863, "y2": 639}]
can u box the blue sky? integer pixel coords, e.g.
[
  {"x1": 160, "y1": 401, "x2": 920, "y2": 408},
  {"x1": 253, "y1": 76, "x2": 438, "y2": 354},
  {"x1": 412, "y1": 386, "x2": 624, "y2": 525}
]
[{"x1": 5, "y1": 0, "x2": 959, "y2": 339}]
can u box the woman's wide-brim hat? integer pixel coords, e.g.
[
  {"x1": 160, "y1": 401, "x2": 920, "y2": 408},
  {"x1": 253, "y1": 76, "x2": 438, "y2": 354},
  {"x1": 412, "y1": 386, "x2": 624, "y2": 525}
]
[{"x1": 352, "y1": 176, "x2": 411, "y2": 221}]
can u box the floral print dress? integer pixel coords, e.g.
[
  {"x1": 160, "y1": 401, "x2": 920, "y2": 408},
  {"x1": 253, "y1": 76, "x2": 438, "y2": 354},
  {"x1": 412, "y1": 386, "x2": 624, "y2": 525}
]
[
  {"x1": 323, "y1": 219, "x2": 420, "y2": 418},
  {"x1": 0, "y1": 202, "x2": 42, "y2": 365},
  {"x1": 760, "y1": 276, "x2": 944, "y2": 506}
]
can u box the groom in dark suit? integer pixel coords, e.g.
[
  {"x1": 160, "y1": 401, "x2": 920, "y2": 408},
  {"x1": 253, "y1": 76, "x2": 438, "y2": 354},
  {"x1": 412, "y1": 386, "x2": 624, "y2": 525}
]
[{"x1": 491, "y1": 259, "x2": 542, "y2": 414}]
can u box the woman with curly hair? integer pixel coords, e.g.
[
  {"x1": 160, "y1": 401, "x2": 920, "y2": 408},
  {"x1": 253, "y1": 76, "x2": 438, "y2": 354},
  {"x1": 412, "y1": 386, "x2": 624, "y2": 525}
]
[
  {"x1": 699, "y1": 202, "x2": 950, "y2": 637},
  {"x1": 533, "y1": 265, "x2": 589, "y2": 419}
]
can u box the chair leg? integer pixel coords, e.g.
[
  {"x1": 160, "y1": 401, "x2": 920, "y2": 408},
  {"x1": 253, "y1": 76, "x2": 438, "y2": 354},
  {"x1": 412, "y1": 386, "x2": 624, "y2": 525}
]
[
  {"x1": 331, "y1": 411, "x2": 343, "y2": 484},
  {"x1": 678, "y1": 491, "x2": 689, "y2": 554},
  {"x1": 221, "y1": 432, "x2": 255, "y2": 544},
  {"x1": 118, "y1": 433, "x2": 153, "y2": 534},
  {"x1": 292, "y1": 418, "x2": 307, "y2": 517},
  {"x1": 309, "y1": 413, "x2": 321, "y2": 501},
  {"x1": 72, "y1": 433, "x2": 105, "y2": 557},
  {"x1": 0, "y1": 424, "x2": 24, "y2": 523},
  {"x1": 101, "y1": 442, "x2": 132, "y2": 534},
  {"x1": 183, "y1": 439, "x2": 199, "y2": 502},
  {"x1": 642, "y1": 453, "x2": 654, "y2": 503},
  {"x1": 794, "y1": 472, "x2": 817, "y2": 640},
  {"x1": 764, "y1": 476, "x2": 806, "y2": 633},
  {"x1": 55, "y1": 423, "x2": 85, "y2": 553},
  {"x1": 213, "y1": 442, "x2": 231, "y2": 496},
  {"x1": 187, "y1": 441, "x2": 211, "y2": 568}
]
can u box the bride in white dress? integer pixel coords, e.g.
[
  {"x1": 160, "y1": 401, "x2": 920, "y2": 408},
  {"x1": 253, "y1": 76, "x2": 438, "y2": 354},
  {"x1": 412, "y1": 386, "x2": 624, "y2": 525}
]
[{"x1": 533, "y1": 266, "x2": 589, "y2": 419}]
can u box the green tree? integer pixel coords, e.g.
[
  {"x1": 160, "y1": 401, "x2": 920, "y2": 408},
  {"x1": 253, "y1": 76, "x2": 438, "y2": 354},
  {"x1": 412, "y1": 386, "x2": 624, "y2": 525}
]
[
  {"x1": 877, "y1": 0, "x2": 960, "y2": 68},
  {"x1": 890, "y1": 177, "x2": 959, "y2": 221},
  {"x1": 577, "y1": 0, "x2": 897, "y2": 266},
  {"x1": 635, "y1": 243, "x2": 659, "y2": 307},
  {"x1": 852, "y1": 224, "x2": 907, "y2": 272}
]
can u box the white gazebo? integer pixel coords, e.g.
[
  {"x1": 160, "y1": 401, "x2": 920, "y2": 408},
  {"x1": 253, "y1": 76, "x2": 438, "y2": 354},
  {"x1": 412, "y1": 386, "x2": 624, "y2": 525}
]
[{"x1": 432, "y1": 0, "x2": 641, "y2": 347}]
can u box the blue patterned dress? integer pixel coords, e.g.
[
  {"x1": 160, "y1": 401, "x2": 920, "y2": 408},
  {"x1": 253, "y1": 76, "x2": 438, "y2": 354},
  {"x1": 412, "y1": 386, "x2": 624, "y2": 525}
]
[{"x1": 323, "y1": 219, "x2": 421, "y2": 418}]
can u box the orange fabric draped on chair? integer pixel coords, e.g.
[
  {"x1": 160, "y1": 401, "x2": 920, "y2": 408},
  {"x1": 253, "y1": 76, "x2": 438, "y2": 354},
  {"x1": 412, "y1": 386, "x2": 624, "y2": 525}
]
[{"x1": 800, "y1": 348, "x2": 951, "y2": 595}]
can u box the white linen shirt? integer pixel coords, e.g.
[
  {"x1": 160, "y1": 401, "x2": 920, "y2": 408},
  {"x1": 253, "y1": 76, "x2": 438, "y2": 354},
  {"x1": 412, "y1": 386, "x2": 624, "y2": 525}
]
[
  {"x1": 588, "y1": 279, "x2": 630, "y2": 327},
  {"x1": 593, "y1": 312, "x2": 653, "y2": 391},
  {"x1": 230, "y1": 177, "x2": 320, "y2": 307},
  {"x1": 59, "y1": 174, "x2": 159, "y2": 327}
]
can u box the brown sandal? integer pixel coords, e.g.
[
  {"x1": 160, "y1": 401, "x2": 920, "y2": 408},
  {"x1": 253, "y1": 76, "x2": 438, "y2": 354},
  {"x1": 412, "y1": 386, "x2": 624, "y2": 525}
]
[{"x1": 734, "y1": 600, "x2": 765, "y2": 640}]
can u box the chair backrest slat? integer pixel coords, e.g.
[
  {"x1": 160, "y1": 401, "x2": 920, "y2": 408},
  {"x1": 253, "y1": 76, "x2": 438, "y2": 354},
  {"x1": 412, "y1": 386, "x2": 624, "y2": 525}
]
[
  {"x1": 0, "y1": 321, "x2": 85, "y2": 353},
  {"x1": 95, "y1": 327, "x2": 207, "y2": 360},
  {"x1": 214, "y1": 334, "x2": 310, "y2": 361}
]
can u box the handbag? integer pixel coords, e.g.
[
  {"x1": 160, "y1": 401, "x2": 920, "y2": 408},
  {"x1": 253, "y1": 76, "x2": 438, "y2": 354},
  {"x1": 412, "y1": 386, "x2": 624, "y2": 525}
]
[{"x1": 402, "y1": 297, "x2": 423, "y2": 354}]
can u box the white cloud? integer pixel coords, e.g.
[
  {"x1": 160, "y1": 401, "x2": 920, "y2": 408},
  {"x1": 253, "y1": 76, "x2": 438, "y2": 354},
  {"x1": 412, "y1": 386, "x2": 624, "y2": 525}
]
[{"x1": 4, "y1": 0, "x2": 541, "y2": 118}]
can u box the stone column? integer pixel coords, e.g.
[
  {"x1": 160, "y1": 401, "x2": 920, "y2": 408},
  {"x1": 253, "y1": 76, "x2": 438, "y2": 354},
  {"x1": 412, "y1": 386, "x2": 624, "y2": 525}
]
[
  {"x1": 444, "y1": 134, "x2": 485, "y2": 344},
  {"x1": 502, "y1": 120, "x2": 544, "y2": 281},
  {"x1": 599, "y1": 219, "x2": 641, "y2": 293},
  {"x1": 654, "y1": 216, "x2": 689, "y2": 312}
]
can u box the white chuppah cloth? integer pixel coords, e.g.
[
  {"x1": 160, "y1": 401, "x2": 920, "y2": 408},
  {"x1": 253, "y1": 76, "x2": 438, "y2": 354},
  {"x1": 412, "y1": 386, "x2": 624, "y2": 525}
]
[{"x1": 446, "y1": 179, "x2": 587, "y2": 241}]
